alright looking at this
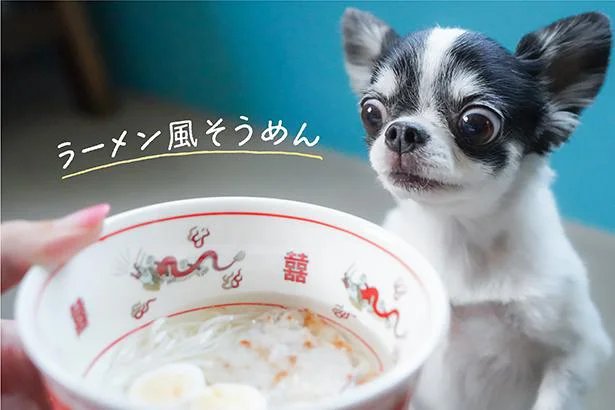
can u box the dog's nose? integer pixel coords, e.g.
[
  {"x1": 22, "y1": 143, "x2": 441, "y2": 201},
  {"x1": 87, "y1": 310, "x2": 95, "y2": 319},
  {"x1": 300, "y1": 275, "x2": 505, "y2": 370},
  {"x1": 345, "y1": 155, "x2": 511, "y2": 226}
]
[{"x1": 384, "y1": 121, "x2": 429, "y2": 154}]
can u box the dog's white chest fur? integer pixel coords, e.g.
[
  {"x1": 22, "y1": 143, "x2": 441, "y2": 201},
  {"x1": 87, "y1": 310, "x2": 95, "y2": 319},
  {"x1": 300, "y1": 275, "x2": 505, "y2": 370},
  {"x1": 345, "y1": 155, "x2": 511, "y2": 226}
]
[
  {"x1": 419, "y1": 304, "x2": 544, "y2": 410},
  {"x1": 382, "y1": 188, "x2": 611, "y2": 410}
]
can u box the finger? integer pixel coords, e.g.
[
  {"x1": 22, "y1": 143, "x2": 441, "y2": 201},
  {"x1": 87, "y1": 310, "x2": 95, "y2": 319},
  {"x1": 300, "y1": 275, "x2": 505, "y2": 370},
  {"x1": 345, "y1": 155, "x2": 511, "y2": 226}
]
[
  {"x1": 1, "y1": 320, "x2": 51, "y2": 409},
  {"x1": 1, "y1": 204, "x2": 110, "y2": 293}
]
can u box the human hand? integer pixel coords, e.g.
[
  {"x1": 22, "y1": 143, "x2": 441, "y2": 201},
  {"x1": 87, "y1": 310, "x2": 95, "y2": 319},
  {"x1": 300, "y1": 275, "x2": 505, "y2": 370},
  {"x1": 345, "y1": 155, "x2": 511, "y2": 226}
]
[{"x1": 1, "y1": 204, "x2": 110, "y2": 409}]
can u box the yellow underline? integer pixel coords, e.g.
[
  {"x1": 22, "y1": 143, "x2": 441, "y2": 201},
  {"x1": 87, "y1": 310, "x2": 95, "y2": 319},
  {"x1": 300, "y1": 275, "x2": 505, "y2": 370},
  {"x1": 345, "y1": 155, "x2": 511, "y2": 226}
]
[{"x1": 61, "y1": 150, "x2": 324, "y2": 180}]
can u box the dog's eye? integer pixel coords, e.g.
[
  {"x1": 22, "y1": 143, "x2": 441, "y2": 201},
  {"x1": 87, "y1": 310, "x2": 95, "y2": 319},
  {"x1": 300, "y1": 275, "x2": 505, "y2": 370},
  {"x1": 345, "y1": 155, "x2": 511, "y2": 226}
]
[
  {"x1": 457, "y1": 106, "x2": 502, "y2": 144},
  {"x1": 360, "y1": 99, "x2": 386, "y2": 135}
]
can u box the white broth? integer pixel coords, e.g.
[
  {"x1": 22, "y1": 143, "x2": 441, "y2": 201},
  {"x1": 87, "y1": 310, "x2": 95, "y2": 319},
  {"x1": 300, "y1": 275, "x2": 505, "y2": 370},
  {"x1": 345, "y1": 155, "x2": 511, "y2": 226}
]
[{"x1": 88, "y1": 304, "x2": 387, "y2": 408}]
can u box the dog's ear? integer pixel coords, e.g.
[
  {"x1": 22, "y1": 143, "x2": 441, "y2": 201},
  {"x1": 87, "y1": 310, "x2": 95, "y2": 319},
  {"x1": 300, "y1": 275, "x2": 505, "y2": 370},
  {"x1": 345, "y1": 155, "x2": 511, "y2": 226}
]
[
  {"x1": 342, "y1": 8, "x2": 399, "y2": 94},
  {"x1": 515, "y1": 13, "x2": 612, "y2": 147}
]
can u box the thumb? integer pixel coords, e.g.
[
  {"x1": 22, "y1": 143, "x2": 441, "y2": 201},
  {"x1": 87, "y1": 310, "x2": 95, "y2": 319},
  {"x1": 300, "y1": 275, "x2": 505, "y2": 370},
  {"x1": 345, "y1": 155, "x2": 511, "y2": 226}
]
[{"x1": 1, "y1": 204, "x2": 110, "y2": 293}]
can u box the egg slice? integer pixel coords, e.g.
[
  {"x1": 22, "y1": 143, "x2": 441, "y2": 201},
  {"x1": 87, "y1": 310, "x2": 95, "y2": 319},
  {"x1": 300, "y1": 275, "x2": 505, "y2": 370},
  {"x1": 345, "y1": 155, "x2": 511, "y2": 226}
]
[
  {"x1": 127, "y1": 362, "x2": 206, "y2": 406},
  {"x1": 189, "y1": 383, "x2": 267, "y2": 410}
]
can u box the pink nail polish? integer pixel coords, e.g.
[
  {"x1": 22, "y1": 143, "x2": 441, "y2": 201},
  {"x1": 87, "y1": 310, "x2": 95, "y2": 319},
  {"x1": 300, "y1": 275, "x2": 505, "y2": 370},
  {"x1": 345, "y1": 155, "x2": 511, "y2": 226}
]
[{"x1": 60, "y1": 204, "x2": 110, "y2": 228}]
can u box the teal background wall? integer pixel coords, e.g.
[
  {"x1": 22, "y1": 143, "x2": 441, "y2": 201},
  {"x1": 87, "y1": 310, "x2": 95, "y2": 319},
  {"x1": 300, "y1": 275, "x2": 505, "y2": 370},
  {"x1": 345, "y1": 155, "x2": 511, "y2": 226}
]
[{"x1": 89, "y1": 1, "x2": 615, "y2": 232}]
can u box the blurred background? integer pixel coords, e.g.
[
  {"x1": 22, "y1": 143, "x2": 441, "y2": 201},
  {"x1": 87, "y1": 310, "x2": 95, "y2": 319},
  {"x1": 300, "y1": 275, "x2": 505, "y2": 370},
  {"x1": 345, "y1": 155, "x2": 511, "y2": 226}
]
[
  {"x1": 3, "y1": 1, "x2": 614, "y2": 230},
  {"x1": 1, "y1": 1, "x2": 614, "y2": 408}
]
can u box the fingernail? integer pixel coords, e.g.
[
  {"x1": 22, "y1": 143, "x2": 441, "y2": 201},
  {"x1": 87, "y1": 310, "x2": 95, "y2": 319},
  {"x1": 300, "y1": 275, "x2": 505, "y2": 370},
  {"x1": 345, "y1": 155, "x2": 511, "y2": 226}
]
[{"x1": 58, "y1": 204, "x2": 110, "y2": 229}]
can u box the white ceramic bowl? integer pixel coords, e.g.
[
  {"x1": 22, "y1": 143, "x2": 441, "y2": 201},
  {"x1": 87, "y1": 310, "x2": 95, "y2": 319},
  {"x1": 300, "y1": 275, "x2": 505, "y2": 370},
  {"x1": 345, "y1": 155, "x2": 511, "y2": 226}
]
[{"x1": 16, "y1": 197, "x2": 449, "y2": 410}]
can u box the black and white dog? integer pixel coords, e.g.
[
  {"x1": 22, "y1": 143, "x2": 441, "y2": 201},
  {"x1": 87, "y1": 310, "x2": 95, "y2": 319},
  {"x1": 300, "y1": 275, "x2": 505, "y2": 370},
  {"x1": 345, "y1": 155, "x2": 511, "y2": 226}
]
[{"x1": 342, "y1": 8, "x2": 612, "y2": 410}]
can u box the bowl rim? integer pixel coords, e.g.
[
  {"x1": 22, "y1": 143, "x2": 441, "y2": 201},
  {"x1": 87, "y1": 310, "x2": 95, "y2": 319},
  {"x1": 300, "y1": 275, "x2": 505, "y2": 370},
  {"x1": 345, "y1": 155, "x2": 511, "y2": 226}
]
[{"x1": 16, "y1": 196, "x2": 449, "y2": 410}]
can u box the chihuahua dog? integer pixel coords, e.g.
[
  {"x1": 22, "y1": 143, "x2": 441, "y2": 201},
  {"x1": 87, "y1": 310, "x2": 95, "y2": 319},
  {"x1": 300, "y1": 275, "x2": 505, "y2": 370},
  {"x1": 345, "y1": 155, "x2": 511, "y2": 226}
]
[{"x1": 342, "y1": 8, "x2": 612, "y2": 410}]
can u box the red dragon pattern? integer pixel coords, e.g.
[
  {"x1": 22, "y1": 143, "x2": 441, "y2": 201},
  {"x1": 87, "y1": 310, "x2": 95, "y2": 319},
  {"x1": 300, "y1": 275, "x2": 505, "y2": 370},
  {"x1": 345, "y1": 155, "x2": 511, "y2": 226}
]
[
  {"x1": 156, "y1": 250, "x2": 241, "y2": 278},
  {"x1": 129, "y1": 227, "x2": 245, "y2": 291},
  {"x1": 343, "y1": 267, "x2": 407, "y2": 338}
]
